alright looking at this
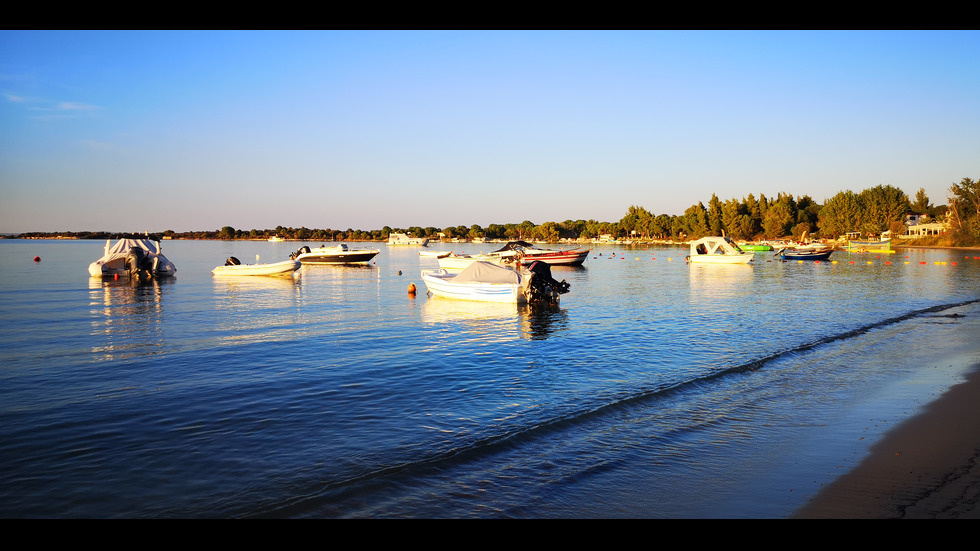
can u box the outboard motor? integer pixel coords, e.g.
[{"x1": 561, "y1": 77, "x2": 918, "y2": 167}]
[
  {"x1": 225, "y1": 256, "x2": 241, "y2": 266},
  {"x1": 126, "y1": 247, "x2": 153, "y2": 277},
  {"x1": 289, "y1": 246, "x2": 311, "y2": 260},
  {"x1": 525, "y1": 261, "x2": 570, "y2": 308}
]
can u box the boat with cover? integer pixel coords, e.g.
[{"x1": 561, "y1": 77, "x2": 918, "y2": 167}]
[
  {"x1": 289, "y1": 244, "x2": 380, "y2": 264},
  {"x1": 388, "y1": 233, "x2": 429, "y2": 246},
  {"x1": 421, "y1": 260, "x2": 570, "y2": 306},
  {"x1": 212, "y1": 256, "x2": 300, "y2": 276},
  {"x1": 687, "y1": 236, "x2": 754, "y2": 264},
  {"x1": 88, "y1": 238, "x2": 178, "y2": 278},
  {"x1": 492, "y1": 241, "x2": 590, "y2": 266}
]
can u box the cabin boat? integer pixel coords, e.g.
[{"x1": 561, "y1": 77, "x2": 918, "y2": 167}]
[
  {"x1": 686, "y1": 236, "x2": 754, "y2": 264},
  {"x1": 88, "y1": 238, "x2": 178, "y2": 278},
  {"x1": 492, "y1": 241, "x2": 590, "y2": 266},
  {"x1": 387, "y1": 233, "x2": 429, "y2": 246},
  {"x1": 289, "y1": 244, "x2": 379, "y2": 264}
]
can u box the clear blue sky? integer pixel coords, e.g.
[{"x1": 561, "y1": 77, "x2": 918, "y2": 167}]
[{"x1": 1, "y1": 30, "x2": 977, "y2": 233}]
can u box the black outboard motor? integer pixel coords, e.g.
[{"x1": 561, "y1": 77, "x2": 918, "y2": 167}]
[
  {"x1": 125, "y1": 246, "x2": 157, "y2": 279},
  {"x1": 528, "y1": 261, "x2": 570, "y2": 294},
  {"x1": 525, "y1": 261, "x2": 570, "y2": 308},
  {"x1": 289, "y1": 246, "x2": 311, "y2": 260},
  {"x1": 225, "y1": 256, "x2": 241, "y2": 266}
]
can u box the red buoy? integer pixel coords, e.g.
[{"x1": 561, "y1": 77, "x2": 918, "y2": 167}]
[{"x1": 33, "y1": 256, "x2": 40, "y2": 262}]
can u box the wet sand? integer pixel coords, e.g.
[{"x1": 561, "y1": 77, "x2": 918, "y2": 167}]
[{"x1": 794, "y1": 364, "x2": 980, "y2": 518}]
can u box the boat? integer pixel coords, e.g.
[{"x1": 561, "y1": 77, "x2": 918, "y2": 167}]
[
  {"x1": 436, "y1": 250, "x2": 522, "y2": 272},
  {"x1": 88, "y1": 238, "x2": 178, "y2": 278},
  {"x1": 212, "y1": 257, "x2": 300, "y2": 276},
  {"x1": 268, "y1": 236, "x2": 285, "y2": 242},
  {"x1": 738, "y1": 243, "x2": 773, "y2": 251},
  {"x1": 847, "y1": 238, "x2": 894, "y2": 254},
  {"x1": 289, "y1": 244, "x2": 380, "y2": 264},
  {"x1": 418, "y1": 250, "x2": 451, "y2": 259},
  {"x1": 388, "y1": 233, "x2": 429, "y2": 246},
  {"x1": 492, "y1": 241, "x2": 590, "y2": 266},
  {"x1": 421, "y1": 260, "x2": 569, "y2": 306},
  {"x1": 778, "y1": 248, "x2": 833, "y2": 261},
  {"x1": 686, "y1": 236, "x2": 754, "y2": 264}
]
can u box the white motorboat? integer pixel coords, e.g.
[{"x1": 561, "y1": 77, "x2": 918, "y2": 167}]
[
  {"x1": 388, "y1": 233, "x2": 429, "y2": 246},
  {"x1": 687, "y1": 236, "x2": 754, "y2": 264},
  {"x1": 421, "y1": 260, "x2": 569, "y2": 306},
  {"x1": 88, "y1": 238, "x2": 178, "y2": 278},
  {"x1": 212, "y1": 257, "x2": 300, "y2": 276},
  {"x1": 289, "y1": 244, "x2": 379, "y2": 264}
]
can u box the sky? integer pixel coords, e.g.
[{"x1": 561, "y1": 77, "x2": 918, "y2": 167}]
[{"x1": 1, "y1": 30, "x2": 978, "y2": 233}]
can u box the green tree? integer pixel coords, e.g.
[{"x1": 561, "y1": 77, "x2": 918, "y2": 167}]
[
  {"x1": 858, "y1": 185, "x2": 910, "y2": 236},
  {"x1": 948, "y1": 177, "x2": 980, "y2": 244},
  {"x1": 818, "y1": 191, "x2": 861, "y2": 238},
  {"x1": 707, "y1": 194, "x2": 724, "y2": 236},
  {"x1": 911, "y1": 188, "x2": 931, "y2": 212}
]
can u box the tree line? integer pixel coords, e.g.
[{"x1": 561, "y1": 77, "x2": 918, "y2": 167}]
[{"x1": 11, "y1": 179, "x2": 978, "y2": 247}]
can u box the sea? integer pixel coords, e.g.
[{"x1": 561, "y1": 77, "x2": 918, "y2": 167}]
[{"x1": 2, "y1": 238, "x2": 979, "y2": 518}]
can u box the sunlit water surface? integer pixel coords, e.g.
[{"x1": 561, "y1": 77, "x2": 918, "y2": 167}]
[{"x1": 2, "y1": 239, "x2": 979, "y2": 518}]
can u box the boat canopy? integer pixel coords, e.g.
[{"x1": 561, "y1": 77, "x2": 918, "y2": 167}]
[
  {"x1": 103, "y1": 238, "x2": 162, "y2": 256},
  {"x1": 493, "y1": 241, "x2": 535, "y2": 252},
  {"x1": 690, "y1": 236, "x2": 746, "y2": 256},
  {"x1": 450, "y1": 261, "x2": 522, "y2": 284}
]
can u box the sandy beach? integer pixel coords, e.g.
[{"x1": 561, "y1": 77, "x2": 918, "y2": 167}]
[{"x1": 794, "y1": 364, "x2": 980, "y2": 518}]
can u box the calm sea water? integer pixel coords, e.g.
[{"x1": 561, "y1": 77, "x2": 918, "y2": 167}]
[{"x1": 2, "y1": 238, "x2": 979, "y2": 518}]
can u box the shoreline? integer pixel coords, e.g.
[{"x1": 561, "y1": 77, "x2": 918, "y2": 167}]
[{"x1": 793, "y1": 364, "x2": 980, "y2": 518}]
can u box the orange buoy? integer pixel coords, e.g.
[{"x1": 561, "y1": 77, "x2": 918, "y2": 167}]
[{"x1": 408, "y1": 282, "x2": 417, "y2": 295}]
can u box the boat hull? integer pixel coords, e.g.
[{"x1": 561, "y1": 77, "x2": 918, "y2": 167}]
[
  {"x1": 421, "y1": 269, "x2": 524, "y2": 303},
  {"x1": 519, "y1": 249, "x2": 590, "y2": 266},
  {"x1": 781, "y1": 250, "x2": 833, "y2": 261},
  {"x1": 688, "y1": 254, "x2": 754, "y2": 264},
  {"x1": 295, "y1": 251, "x2": 379, "y2": 264},
  {"x1": 212, "y1": 260, "x2": 301, "y2": 276},
  {"x1": 293, "y1": 245, "x2": 379, "y2": 264}
]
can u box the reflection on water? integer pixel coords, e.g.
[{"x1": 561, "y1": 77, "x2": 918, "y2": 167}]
[
  {"x1": 88, "y1": 277, "x2": 173, "y2": 361},
  {"x1": 211, "y1": 271, "x2": 304, "y2": 346},
  {"x1": 688, "y1": 264, "x2": 754, "y2": 300},
  {"x1": 421, "y1": 295, "x2": 567, "y2": 340}
]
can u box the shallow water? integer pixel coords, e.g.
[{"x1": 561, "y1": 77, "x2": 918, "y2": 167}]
[{"x1": 2, "y1": 239, "x2": 979, "y2": 517}]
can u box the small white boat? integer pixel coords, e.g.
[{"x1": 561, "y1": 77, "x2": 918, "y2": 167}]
[
  {"x1": 212, "y1": 257, "x2": 300, "y2": 276},
  {"x1": 388, "y1": 233, "x2": 429, "y2": 246},
  {"x1": 687, "y1": 236, "x2": 754, "y2": 264},
  {"x1": 268, "y1": 236, "x2": 285, "y2": 242},
  {"x1": 88, "y1": 238, "x2": 178, "y2": 278},
  {"x1": 421, "y1": 260, "x2": 569, "y2": 306},
  {"x1": 290, "y1": 244, "x2": 380, "y2": 264}
]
